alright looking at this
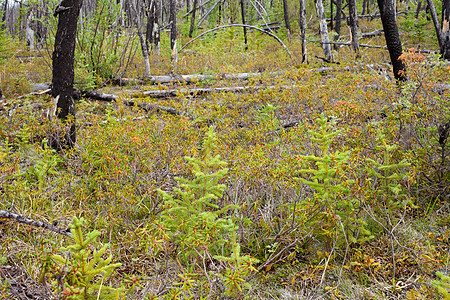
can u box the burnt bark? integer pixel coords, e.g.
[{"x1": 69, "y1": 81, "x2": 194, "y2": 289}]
[
  {"x1": 240, "y1": 0, "x2": 248, "y2": 50},
  {"x1": 334, "y1": 0, "x2": 342, "y2": 49},
  {"x1": 299, "y1": 0, "x2": 308, "y2": 63},
  {"x1": 170, "y1": 0, "x2": 178, "y2": 62},
  {"x1": 377, "y1": 0, "x2": 406, "y2": 81},
  {"x1": 51, "y1": 0, "x2": 82, "y2": 149},
  {"x1": 442, "y1": 0, "x2": 450, "y2": 59},
  {"x1": 348, "y1": 0, "x2": 360, "y2": 54},
  {"x1": 427, "y1": 0, "x2": 444, "y2": 51},
  {"x1": 189, "y1": 0, "x2": 197, "y2": 37},
  {"x1": 283, "y1": 0, "x2": 292, "y2": 39}
]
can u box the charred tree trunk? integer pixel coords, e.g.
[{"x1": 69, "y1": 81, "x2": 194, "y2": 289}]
[
  {"x1": 377, "y1": 0, "x2": 406, "y2": 81},
  {"x1": 146, "y1": 0, "x2": 155, "y2": 49},
  {"x1": 170, "y1": 0, "x2": 178, "y2": 62},
  {"x1": 334, "y1": 0, "x2": 343, "y2": 49},
  {"x1": 153, "y1": 0, "x2": 161, "y2": 54},
  {"x1": 348, "y1": 0, "x2": 360, "y2": 54},
  {"x1": 441, "y1": 0, "x2": 450, "y2": 59},
  {"x1": 240, "y1": 0, "x2": 248, "y2": 50},
  {"x1": 299, "y1": 0, "x2": 308, "y2": 63},
  {"x1": 283, "y1": 0, "x2": 292, "y2": 39},
  {"x1": 315, "y1": 0, "x2": 333, "y2": 61},
  {"x1": 415, "y1": 1, "x2": 422, "y2": 18},
  {"x1": 51, "y1": 0, "x2": 83, "y2": 150},
  {"x1": 426, "y1": 0, "x2": 444, "y2": 51},
  {"x1": 189, "y1": 0, "x2": 197, "y2": 37}
]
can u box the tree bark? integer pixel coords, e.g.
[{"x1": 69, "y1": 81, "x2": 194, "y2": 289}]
[
  {"x1": 129, "y1": 0, "x2": 151, "y2": 77},
  {"x1": 334, "y1": 0, "x2": 343, "y2": 49},
  {"x1": 299, "y1": 0, "x2": 308, "y2": 63},
  {"x1": 426, "y1": 0, "x2": 444, "y2": 52},
  {"x1": 315, "y1": 0, "x2": 333, "y2": 61},
  {"x1": 240, "y1": 0, "x2": 248, "y2": 50},
  {"x1": 146, "y1": 0, "x2": 155, "y2": 49},
  {"x1": 189, "y1": 0, "x2": 198, "y2": 37},
  {"x1": 51, "y1": 0, "x2": 82, "y2": 150},
  {"x1": 348, "y1": 0, "x2": 360, "y2": 54},
  {"x1": 283, "y1": 0, "x2": 292, "y2": 39},
  {"x1": 377, "y1": 0, "x2": 406, "y2": 81},
  {"x1": 170, "y1": 0, "x2": 178, "y2": 62},
  {"x1": 154, "y1": 0, "x2": 161, "y2": 55},
  {"x1": 441, "y1": 0, "x2": 450, "y2": 59}
]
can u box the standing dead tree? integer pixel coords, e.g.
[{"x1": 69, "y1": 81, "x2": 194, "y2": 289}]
[
  {"x1": 315, "y1": 0, "x2": 333, "y2": 61},
  {"x1": 50, "y1": 0, "x2": 83, "y2": 150},
  {"x1": 377, "y1": 0, "x2": 407, "y2": 81}
]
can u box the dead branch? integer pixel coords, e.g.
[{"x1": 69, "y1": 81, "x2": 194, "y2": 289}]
[
  {"x1": 0, "y1": 210, "x2": 72, "y2": 237},
  {"x1": 179, "y1": 24, "x2": 294, "y2": 63}
]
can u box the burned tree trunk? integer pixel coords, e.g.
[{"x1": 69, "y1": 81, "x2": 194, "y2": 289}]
[
  {"x1": 51, "y1": 0, "x2": 82, "y2": 150},
  {"x1": 146, "y1": 0, "x2": 155, "y2": 49},
  {"x1": 377, "y1": 0, "x2": 406, "y2": 81},
  {"x1": 299, "y1": 0, "x2": 308, "y2": 63},
  {"x1": 348, "y1": 0, "x2": 360, "y2": 54},
  {"x1": 240, "y1": 0, "x2": 248, "y2": 50},
  {"x1": 189, "y1": 0, "x2": 197, "y2": 37},
  {"x1": 154, "y1": 0, "x2": 161, "y2": 55},
  {"x1": 334, "y1": 0, "x2": 342, "y2": 49},
  {"x1": 427, "y1": 0, "x2": 444, "y2": 51},
  {"x1": 315, "y1": 0, "x2": 332, "y2": 61},
  {"x1": 283, "y1": 0, "x2": 292, "y2": 39},
  {"x1": 441, "y1": 0, "x2": 450, "y2": 59},
  {"x1": 170, "y1": 0, "x2": 178, "y2": 62}
]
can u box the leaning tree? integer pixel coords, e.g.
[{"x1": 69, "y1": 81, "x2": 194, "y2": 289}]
[{"x1": 50, "y1": 0, "x2": 83, "y2": 149}]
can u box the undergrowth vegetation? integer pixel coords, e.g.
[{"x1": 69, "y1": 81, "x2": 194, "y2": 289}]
[{"x1": 0, "y1": 15, "x2": 450, "y2": 299}]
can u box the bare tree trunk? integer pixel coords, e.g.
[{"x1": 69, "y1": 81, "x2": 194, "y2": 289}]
[
  {"x1": 348, "y1": 0, "x2": 360, "y2": 54},
  {"x1": 334, "y1": 0, "x2": 342, "y2": 49},
  {"x1": 426, "y1": 0, "x2": 444, "y2": 51},
  {"x1": 170, "y1": 0, "x2": 178, "y2": 62},
  {"x1": 189, "y1": 0, "x2": 198, "y2": 37},
  {"x1": 51, "y1": 0, "x2": 83, "y2": 150},
  {"x1": 146, "y1": 0, "x2": 155, "y2": 50},
  {"x1": 26, "y1": 9, "x2": 35, "y2": 50},
  {"x1": 315, "y1": 0, "x2": 332, "y2": 61},
  {"x1": 415, "y1": 1, "x2": 422, "y2": 18},
  {"x1": 299, "y1": 0, "x2": 308, "y2": 63},
  {"x1": 377, "y1": 0, "x2": 406, "y2": 81},
  {"x1": 283, "y1": 0, "x2": 292, "y2": 39},
  {"x1": 441, "y1": 0, "x2": 450, "y2": 59},
  {"x1": 240, "y1": 0, "x2": 248, "y2": 50},
  {"x1": 153, "y1": 0, "x2": 161, "y2": 54},
  {"x1": 129, "y1": 0, "x2": 151, "y2": 77}
]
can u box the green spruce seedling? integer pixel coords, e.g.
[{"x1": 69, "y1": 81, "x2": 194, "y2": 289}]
[
  {"x1": 159, "y1": 127, "x2": 237, "y2": 255},
  {"x1": 50, "y1": 217, "x2": 124, "y2": 299},
  {"x1": 296, "y1": 114, "x2": 372, "y2": 247}
]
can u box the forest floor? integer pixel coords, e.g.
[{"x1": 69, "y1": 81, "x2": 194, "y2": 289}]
[{"x1": 1, "y1": 19, "x2": 450, "y2": 299}]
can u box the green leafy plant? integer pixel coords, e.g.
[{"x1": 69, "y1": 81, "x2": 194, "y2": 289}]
[
  {"x1": 296, "y1": 114, "x2": 371, "y2": 246},
  {"x1": 49, "y1": 217, "x2": 125, "y2": 299},
  {"x1": 215, "y1": 231, "x2": 259, "y2": 297},
  {"x1": 432, "y1": 271, "x2": 450, "y2": 299},
  {"x1": 159, "y1": 127, "x2": 237, "y2": 255}
]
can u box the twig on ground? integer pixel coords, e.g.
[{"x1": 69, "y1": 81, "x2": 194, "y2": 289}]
[{"x1": 0, "y1": 210, "x2": 72, "y2": 237}]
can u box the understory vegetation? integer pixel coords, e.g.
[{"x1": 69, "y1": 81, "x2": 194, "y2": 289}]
[{"x1": 0, "y1": 9, "x2": 450, "y2": 299}]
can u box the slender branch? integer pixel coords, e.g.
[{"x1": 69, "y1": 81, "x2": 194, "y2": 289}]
[
  {"x1": 179, "y1": 24, "x2": 294, "y2": 63},
  {"x1": 0, "y1": 210, "x2": 72, "y2": 237}
]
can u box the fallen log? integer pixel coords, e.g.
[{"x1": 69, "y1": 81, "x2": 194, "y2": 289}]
[
  {"x1": 0, "y1": 210, "x2": 72, "y2": 237},
  {"x1": 110, "y1": 72, "x2": 282, "y2": 86}
]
